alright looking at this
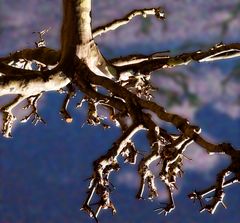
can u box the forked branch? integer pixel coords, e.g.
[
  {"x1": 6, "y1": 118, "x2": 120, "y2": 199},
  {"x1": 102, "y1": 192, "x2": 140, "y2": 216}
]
[{"x1": 0, "y1": 0, "x2": 240, "y2": 222}]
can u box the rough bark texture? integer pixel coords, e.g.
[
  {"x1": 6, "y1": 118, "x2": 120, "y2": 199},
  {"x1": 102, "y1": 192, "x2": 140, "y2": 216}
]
[{"x1": 0, "y1": 0, "x2": 240, "y2": 222}]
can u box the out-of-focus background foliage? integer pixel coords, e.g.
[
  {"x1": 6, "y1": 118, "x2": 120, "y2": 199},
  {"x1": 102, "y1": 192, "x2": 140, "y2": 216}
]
[{"x1": 0, "y1": 1, "x2": 240, "y2": 222}]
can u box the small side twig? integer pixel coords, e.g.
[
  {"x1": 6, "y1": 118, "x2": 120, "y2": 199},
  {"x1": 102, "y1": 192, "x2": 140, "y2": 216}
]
[
  {"x1": 21, "y1": 93, "x2": 45, "y2": 125},
  {"x1": 59, "y1": 84, "x2": 76, "y2": 123},
  {"x1": 1, "y1": 94, "x2": 26, "y2": 137}
]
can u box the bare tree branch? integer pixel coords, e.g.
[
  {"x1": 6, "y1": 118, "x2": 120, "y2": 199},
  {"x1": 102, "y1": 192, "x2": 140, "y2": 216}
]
[
  {"x1": 59, "y1": 84, "x2": 76, "y2": 123},
  {"x1": 0, "y1": 94, "x2": 26, "y2": 137},
  {"x1": 81, "y1": 123, "x2": 143, "y2": 219},
  {"x1": 0, "y1": 0, "x2": 240, "y2": 222},
  {"x1": 93, "y1": 7, "x2": 165, "y2": 38},
  {"x1": 0, "y1": 48, "x2": 60, "y2": 66},
  {"x1": 113, "y1": 43, "x2": 240, "y2": 74},
  {"x1": 21, "y1": 93, "x2": 46, "y2": 125}
]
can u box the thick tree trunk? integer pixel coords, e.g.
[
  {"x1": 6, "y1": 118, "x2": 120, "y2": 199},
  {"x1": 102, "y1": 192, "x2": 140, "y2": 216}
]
[
  {"x1": 75, "y1": 0, "x2": 92, "y2": 44},
  {"x1": 74, "y1": 0, "x2": 116, "y2": 78},
  {"x1": 60, "y1": 0, "x2": 116, "y2": 78}
]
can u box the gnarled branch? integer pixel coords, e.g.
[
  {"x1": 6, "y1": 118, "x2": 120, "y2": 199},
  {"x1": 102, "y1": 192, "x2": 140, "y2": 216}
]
[{"x1": 0, "y1": 1, "x2": 240, "y2": 222}]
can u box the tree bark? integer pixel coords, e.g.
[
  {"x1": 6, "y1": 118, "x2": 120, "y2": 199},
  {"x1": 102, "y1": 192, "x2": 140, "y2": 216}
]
[
  {"x1": 60, "y1": 0, "x2": 116, "y2": 78},
  {"x1": 0, "y1": 1, "x2": 240, "y2": 220}
]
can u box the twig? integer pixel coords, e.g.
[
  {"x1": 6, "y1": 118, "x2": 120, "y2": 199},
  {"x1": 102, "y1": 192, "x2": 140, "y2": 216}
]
[{"x1": 0, "y1": 95, "x2": 26, "y2": 137}]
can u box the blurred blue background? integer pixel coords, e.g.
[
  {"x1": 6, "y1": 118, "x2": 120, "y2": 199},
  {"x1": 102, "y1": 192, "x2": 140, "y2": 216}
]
[{"x1": 0, "y1": 1, "x2": 240, "y2": 223}]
